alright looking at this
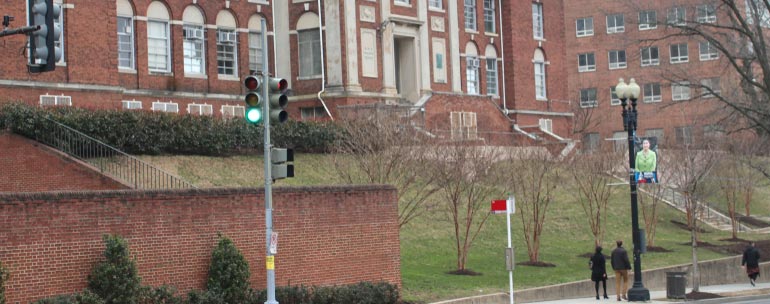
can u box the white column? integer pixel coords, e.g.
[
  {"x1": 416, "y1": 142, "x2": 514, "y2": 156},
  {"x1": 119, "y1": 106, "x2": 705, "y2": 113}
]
[
  {"x1": 418, "y1": 0, "x2": 431, "y2": 94},
  {"x1": 274, "y1": 0, "x2": 292, "y2": 87},
  {"x1": 380, "y1": 1, "x2": 398, "y2": 95},
  {"x1": 448, "y1": 0, "x2": 462, "y2": 92},
  {"x1": 324, "y1": 0, "x2": 344, "y2": 89},
  {"x1": 344, "y1": 0, "x2": 361, "y2": 91}
]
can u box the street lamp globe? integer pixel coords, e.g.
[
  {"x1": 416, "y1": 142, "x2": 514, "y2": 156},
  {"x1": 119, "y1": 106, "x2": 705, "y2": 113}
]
[
  {"x1": 628, "y1": 78, "x2": 641, "y2": 99},
  {"x1": 616, "y1": 78, "x2": 629, "y2": 98}
]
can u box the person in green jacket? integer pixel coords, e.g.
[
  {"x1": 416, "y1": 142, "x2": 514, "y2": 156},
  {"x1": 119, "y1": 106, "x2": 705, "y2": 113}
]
[{"x1": 636, "y1": 139, "x2": 656, "y2": 173}]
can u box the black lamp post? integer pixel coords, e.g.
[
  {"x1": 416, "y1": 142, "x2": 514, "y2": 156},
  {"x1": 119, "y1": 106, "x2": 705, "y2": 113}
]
[{"x1": 616, "y1": 78, "x2": 650, "y2": 301}]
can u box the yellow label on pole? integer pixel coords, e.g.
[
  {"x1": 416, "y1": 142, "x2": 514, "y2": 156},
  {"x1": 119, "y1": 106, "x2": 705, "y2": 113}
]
[{"x1": 266, "y1": 256, "x2": 275, "y2": 270}]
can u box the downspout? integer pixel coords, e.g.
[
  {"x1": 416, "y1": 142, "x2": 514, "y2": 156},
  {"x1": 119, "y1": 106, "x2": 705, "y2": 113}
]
[
  {"x1": 317, "y1": 0, "x2": 333, "y2": 120},
  {"x1": 498, "y1": 0, "x2": 508, "y2": 114}
]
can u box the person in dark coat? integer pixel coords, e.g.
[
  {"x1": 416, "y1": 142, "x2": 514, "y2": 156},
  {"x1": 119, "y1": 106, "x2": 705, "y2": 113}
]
[
  {"x1": 611, "y1": 240, "x2": 632, "y2": 301},
  {"x1": 742, "y1": 241, "x2": 761, "y2": 286},
  {"x1": 590, "y1": 246, "x2": 609, "y2": 300}
]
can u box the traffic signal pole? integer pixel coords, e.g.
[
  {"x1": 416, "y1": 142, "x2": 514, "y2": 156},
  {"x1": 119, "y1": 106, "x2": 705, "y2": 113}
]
[{"x1": 261, "y1": 17, "x2": 278, "y2": 304}]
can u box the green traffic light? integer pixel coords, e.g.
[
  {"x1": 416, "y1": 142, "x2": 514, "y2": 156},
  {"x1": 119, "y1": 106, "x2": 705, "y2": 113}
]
[{"x1": 246, "y1": 107, "x2": 262, "y2": 123}]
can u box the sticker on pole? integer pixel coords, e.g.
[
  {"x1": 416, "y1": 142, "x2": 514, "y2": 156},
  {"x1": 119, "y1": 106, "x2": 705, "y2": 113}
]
[
  {"x1": 269, "y1": 232, "x2": 278, "y2": 255},
  {"x1": 266, "y1": 256, "x2": 275, "y2": 270}
]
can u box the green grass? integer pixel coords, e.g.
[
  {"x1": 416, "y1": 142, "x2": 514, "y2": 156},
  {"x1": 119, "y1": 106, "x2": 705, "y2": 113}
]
[{"x1": 138, "y1": 153, "x2": 768, "y2": 303}]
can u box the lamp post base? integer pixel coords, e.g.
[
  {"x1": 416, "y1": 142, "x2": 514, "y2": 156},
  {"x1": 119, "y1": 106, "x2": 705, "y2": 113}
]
[{"x1": 628, "y1": 286, "x2": 650, "y2": 302}]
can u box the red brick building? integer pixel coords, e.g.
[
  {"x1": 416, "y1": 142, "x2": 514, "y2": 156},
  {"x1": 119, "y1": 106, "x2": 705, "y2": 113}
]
[{"x1": 0, "y1": 0, "x2": 573, "y2": 148}]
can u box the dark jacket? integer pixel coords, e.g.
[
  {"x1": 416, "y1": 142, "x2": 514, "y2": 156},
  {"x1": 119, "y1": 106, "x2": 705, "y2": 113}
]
[
  {"x1": 742, "y1": 246, "x2": 761, "y2": 268},
  {"x1": 611, "y1": 247, "x2": 632, "y2": 270},
  {"x1": 590, "y1": 253, "x2": 607, "y2": 282}
]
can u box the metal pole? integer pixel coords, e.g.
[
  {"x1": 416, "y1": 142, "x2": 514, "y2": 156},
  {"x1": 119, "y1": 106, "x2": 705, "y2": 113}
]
[
  {"x1": 262, "y1": 17, "x2": 278, "y2": 304},
  {"x1": 624, "y1": 96, "x2": 650, "y2": 301},
  {"x1": 507, "y1": 195, "x2": 515, "y2": 304}
]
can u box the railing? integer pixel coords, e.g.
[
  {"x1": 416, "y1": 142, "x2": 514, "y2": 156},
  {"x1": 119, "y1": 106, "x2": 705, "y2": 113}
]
[{"x1": 35, "y1": 117, "x2": 196, "y2": 190}]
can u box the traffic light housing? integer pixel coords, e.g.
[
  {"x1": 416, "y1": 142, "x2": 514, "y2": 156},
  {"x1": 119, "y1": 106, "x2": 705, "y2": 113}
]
[
  {"x1": 28, "y1": 0, "x2": 61, "y2": 73},
  {"x1": 271, "y1": 148, "x2": 294, "y2": 180},
  {"x1": 243, "y1": 75, "x2": 263, "y2": 124},
  {"x1": 267, "y1": 77, "x2": 289, "y2": 123}
]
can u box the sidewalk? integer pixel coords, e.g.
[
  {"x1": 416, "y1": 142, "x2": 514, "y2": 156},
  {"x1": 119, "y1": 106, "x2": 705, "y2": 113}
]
[{"x1": 532, "y1": 282, "x2": 770, "y2": 303}]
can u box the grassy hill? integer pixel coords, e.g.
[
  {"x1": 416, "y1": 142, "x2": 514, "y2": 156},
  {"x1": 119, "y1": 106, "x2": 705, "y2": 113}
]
[{"x1": 140, "y1": 153, "x2": 767, "y2": 303}]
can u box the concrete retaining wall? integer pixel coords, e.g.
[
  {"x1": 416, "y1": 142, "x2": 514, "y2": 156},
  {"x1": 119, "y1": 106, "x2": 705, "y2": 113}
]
[{"x1": 432, "y1": 256, "x2": 770, "y2": 304}]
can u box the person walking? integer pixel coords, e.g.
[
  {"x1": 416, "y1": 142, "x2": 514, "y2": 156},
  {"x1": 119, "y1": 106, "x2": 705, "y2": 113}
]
[
  {"x1": 742, "y1": 241, "x2": 761, "y2": 286},
  {"x1": 590, "y1": 246, "x2": 609, "y2": 300},
  {"x1": 611, "y1": 240, "x2": 632, "y2": 301}
]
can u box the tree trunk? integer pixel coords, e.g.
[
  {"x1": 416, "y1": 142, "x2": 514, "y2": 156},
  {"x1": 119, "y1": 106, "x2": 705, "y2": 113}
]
[{"x1": 691, "y1": 227, "x2": 700, "y2": 292}]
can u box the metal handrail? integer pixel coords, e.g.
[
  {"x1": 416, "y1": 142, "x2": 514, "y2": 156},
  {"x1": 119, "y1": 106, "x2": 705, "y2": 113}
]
[{"x1": 35, "y1": 117, "x2": 196, "y2": 190}]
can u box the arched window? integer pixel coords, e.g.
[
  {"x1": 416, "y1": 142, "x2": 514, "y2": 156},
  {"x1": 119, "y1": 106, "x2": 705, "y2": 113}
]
[
  {"x1": 117, "y1": 0, "x2": 134, "y2": 69},
  {"x1": 216, "y1": 10, "x2": 238, "y2": 76},
  {"x1": 147, "y1": 1, "x2": 170, "y2": 72},
  {"x1": 465, "y1": 42, "x2": 479, "y2": 95},
  {"x1": 534, "y1": 48, "x2": 547, "y2": 100},
  {"x1": 182, "y1": 6, "x2": 205, "y2": 75},
  {"x1": 297, "y1": 12, "x2": 322, "y2": 77},
  {"x1": 485, "y1": 45, "x2": 498, "y2": 96},
  {"x1": 248, "y1": 15, "x2": 265, "y2": 74}
]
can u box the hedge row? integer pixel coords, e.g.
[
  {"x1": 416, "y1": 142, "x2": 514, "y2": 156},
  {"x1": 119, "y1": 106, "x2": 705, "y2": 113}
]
[{"x1": 0, "y1": 103, "x2": 342, "y2": 155}]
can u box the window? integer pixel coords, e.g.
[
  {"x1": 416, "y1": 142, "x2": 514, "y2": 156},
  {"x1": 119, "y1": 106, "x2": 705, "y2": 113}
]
[
  {"x1": 39, "y1": 94, "x2": 71, "y2": 107},
  {"x1": 221, "y1": 105, "x2": 245, "y2": 118},
  {"x1": 675, "y1": 126, "x2": 693, "y2": 145},
  {"x1": 450, "y1": 111, "x2": 478, "y2": 140},
  {"x1": 483, "y1": 0, "x2": 495, "y2": 33},
  {"x1": 151, "y1": 101, "x2": 179, "y2": 113},
  {"x1": 672, "y1": 82, "x2": 691, "y2": 101},
  {"x1": 609, "y1": 50, "x2": 627, "y2": 69},
  {"x1": 641, "y1": 46, "x2": 660, "y2": 66},
  {"x1": 429, "y1": 0, "x2": 442, "y2": 10},
  {"x1": 300, "y1": 107, "x2": 329, "y2": 120},
  {"x1": 639, "y1": 10, "x2": 657, "y2": 30},
  {"x1": 395, "y1": 0, "x2": 410, "y2": 5},
  {"x1": 216, "y1": 29, "x2": 238, "y2": 76},
  {"x1": 610, "y1": 86, "x2": 621, "y2": 105},
  {"x1": 122, "y1": 100, "x2": 142, "y2": 110},
  {"x1": 433, "y1": 38, "x2": 447, "y2": 83},
  {"x1": 613, "y1": 131, "x2": 627, "y2": 152},
  {"x1": 249, "y1": 32, "x2": 264, "y2": 73},
  {"x1": 606, "y1": 14, "x2": 625, "y2": 33},
  {"x1": 534, "y1": 49, "x2": 547, "y2": 100},
  {"x1": 645, "y1": 129, "x2": 664, "y2": 145},
  {"x1": 117, "y1": 17, "x2": 134, "y2": 69},
  {"x1": 147, "y1": 21, "x2": 170, "y2": 72},
  {"x1": 699, "y1": 41, "x2": 719, "y2": 60},
  {"x1": 486, "y1": 58, "x2": 498, "y2": 95},
  {"x1": 747, "y1": 0, "x2": 770, "y2": 27},
  {"x1": 297, "y1": 13, "x2": 323, "y2": 77},
  {"x1": 643, "y1": 83, "x2": 662, "y2": 103},
  {"x1": 188, "y1": 103, "x2": 213, "y2": 116},
  {"x1": 667, "y1": 6, "x2": 686, "y2": 26},
  {"x1": 147, "y1": 2, "x2": 171, "y2": 73},
  {"x1": 464, "y1": 0, "x2": 477, "y2": 31},
  {"x1": 580, "y1": 88, "x2": 598, "y2": 108},
  {"x1": 700, "y1": 77, "x2": 721, "y2": 98},
  {"x1": 576, "y1": 17, "x2": 594, "y2": 37},
  {"x1": 704, "y1": 124, "x2": 725, "y2": 138},
  {"x1": 466, "y1": 56, "x2": 480, "y2": 94},
  {"x1": 670, "y1": 43, "x2": 689, "y2": 63},
  {"x1": 697, "y1": 4, "x2": 716, "y2": 23},
  {"x1": 539, "y1": 119, "x2": 553, "y2": 133},
  {"x1": 532, "y1": 3, "x2": 543, "y2": 39},
  {"x1": 183, "y1": 25, "x2": 205, "y2": 75},
  {"x1": 583, "y1": 133, "x2": 600, "y2": 152},
  {"x1": 578, "y1": 53, "x2": 595, "y2": 72}
]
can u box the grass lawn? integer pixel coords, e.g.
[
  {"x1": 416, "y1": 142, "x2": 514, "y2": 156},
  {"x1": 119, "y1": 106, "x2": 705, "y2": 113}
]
[{"x1": 139, "y1": 153, "x2": 768, "y2": 303}]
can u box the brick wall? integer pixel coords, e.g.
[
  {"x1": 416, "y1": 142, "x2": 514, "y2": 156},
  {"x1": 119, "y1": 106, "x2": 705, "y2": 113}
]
[
  {"x1": 0, "y1": 186, "x2": 400, "y2": 304},
  {"x1": 0, "y1": 132, "x2": 128, "y2": 192}
]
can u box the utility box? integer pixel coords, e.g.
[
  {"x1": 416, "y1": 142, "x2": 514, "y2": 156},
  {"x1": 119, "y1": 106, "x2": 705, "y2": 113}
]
[{"x1": 666, "y1": 272, "x2": 687, "y2": 299}]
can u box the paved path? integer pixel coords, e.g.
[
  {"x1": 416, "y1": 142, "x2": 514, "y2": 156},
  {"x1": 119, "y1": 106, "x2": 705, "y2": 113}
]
[{"x1": 531, "y1": 282, "x2": 770, "y2": 303}]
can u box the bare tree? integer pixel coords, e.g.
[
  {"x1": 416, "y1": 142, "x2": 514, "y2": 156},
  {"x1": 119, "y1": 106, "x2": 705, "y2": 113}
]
[
  {"x1": 567, "y1": 150, "x2": 622, "y2": 247},
  {"x1": 638, "y1": 152, "x2": 674, "y2": 248},
  {"x1": 716, "y1": 153, "x2": 743, "y2": 239},
  {"x1": 504, "y1": 146, "x2": 561, "y2": 263},
  {"x1": 332, "y1": 116, "x2": 440, "y2": 228},
  {"x1": 431, "y1": 144, "x2": 505, "y2": 273}
]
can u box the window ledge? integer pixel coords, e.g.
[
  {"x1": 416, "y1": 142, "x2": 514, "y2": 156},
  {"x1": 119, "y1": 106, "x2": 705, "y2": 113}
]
[
  {"x1": 185, "y1": 74, "x2": 209, "y2": 79},
  {"x1": 609, "y1": 66, "x2": 628, "y2": 70},
  {"x1": 536, "y1": 97, "x2": 548, "y2": 101},
  {"x1": 428, "y1": 7, "x2": 445, "y2": 13},
  {"x1": 465, "y1": 30, "x2": 480, "y2": 34},
  {"x1": 218, "y1": 75, "x2": 240, "y2": 81},
  {"x1": 394, "y1": 2, "x2": 412, "y2": 8},
  {"x1": 149, "y1": 71, "x2": 174, "y2": 76},
  {"x1": 578, "y1": 69, "x2": 596, "y2": 73},
  {"x1": 298, "y1": 75, "x2": 323, "y2": 80},
  {"x1": 534, "y1": 37, "x2": 546, "y2": 42},
  {"x1": 119, "y1": 68, "x2": 137, "y2": 74},
  {"x1": 484, "y1": 32, "x2": 499, "y2": 37},
  {"x1": 56, "y1": 62, "x2": 67, "y2": 67},
  {"x1": 670, "y1": 60, "x2": 689, "y2": 64},
  {"x1": 576, "y1": 34, "x2": 594, "y2": 38}
]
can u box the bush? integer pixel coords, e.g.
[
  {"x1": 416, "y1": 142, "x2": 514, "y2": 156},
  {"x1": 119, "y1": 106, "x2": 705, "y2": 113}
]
[
  {"x1": 87, "y1": 235, "x2": 142, "y2": 304},
  {"x1": 0, "y1": 103, "x2": 342, "y2": 155},
  {"x1": 251, "y1": 282, "x2": 400, "y2": 304},
  {"x1": 33, "y1": 290, "x2": 105, "y2": 304},
  {"x1": 207, "y1": 236, "x2": 250, "y2": 303},
  {"x1": 138, "y1": 286, "x2": 182, "y2": 304},
  {"x1": 0, "y1": 261, "x2": 8, "y2": 304}
]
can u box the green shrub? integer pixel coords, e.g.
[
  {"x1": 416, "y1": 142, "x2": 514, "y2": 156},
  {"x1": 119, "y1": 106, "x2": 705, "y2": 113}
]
[
  {"x1": 207, "y1": 236, "x2": 250, "y2": 303},
  {"x1": 33, "y1": 290, "x2": 105, "y2": 304},
  {"x1": 250, "y1": 282, "x2": 400, "y2": 304},
  {"x1": 138, "y1": 286, "x2": 182, "y2": 304},
  {"x1": 0, "y1": 103, "x2": 342, "y2": 155},
  {"x1": 0, "y1": 261, "x2": 8, "y2": 304},
  {"x1": 87, "y1": 235, "x2": 142, "y2": 304}
]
